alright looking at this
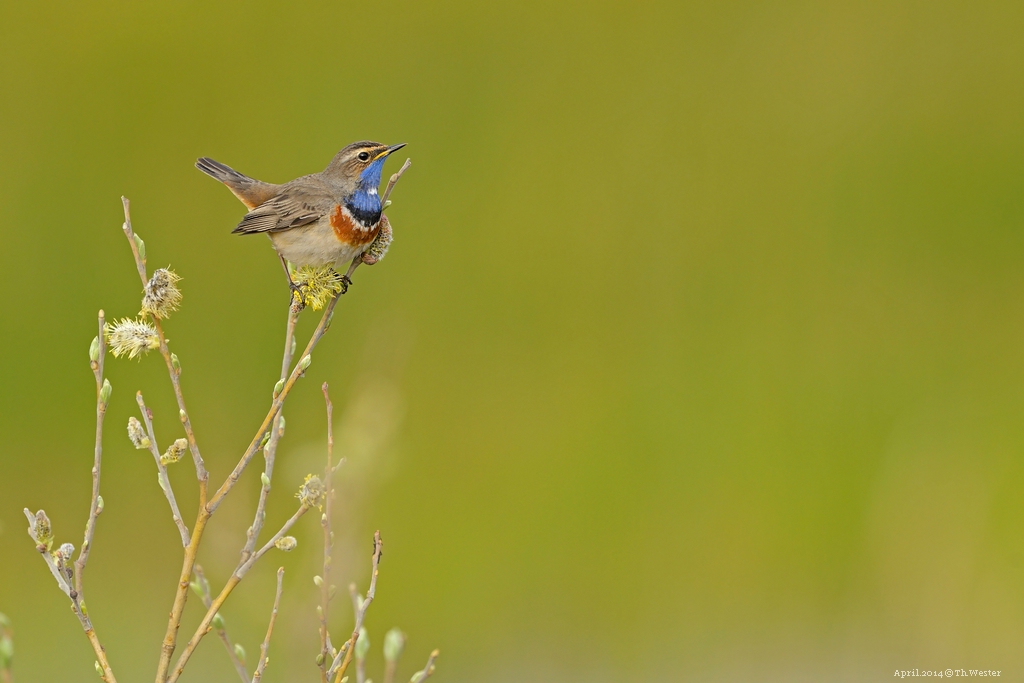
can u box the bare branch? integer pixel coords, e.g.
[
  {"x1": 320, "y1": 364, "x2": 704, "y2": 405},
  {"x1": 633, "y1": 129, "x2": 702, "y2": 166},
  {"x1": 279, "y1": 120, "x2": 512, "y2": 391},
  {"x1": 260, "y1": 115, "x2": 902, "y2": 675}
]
[
  {"x1": 207, "y1": 292, "x2": 341, "y2": 514},
  {"x1": 380, "y1": 158, "x2": 412, "y2": 208},
  {"x1": 251, "y1": 568, "x2": 285, "y2": 683},
  {"x1": 120, "y1": 198, "x2": 208, "y2": 494},
  {"x1": 193, "y1": 566, "x2": 248, "y2": 683},
  {"x1": 74, "y1": 309, "x2": 107, "y2": 590},
  {"x1": 24, "y1": 510, "x2": 118, "y2": 682},
  {"x1": 167, "y1": 504, "x2": 311, "y2": 683},
  {"x1": 328, "y1": 532, "x2": 383, "y2": 682},
  {"x1": 318, "y1": 383, "x2": 336, "y2": 683},
  {"x1": 136, "y1": 392, "x2": 190, "y2": 546},
  {"x1": 410, "y1": 650, "x2": 440, "y2": 683},
  {"x1": 241, "y1": 305, "x2": 301, "y2": 565}
]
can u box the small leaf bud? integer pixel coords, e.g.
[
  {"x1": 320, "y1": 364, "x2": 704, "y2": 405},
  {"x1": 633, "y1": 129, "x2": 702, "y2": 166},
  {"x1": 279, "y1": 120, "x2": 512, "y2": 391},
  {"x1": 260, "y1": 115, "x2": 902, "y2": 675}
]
[
  {"x1": 261, "y1": 472, "x2": 271, "y2": 488},
  {"x1": 298, "y1": 354, "x2": 312, "y2": 372},
  {"x1": 89, "y1": 336, "x2": 100, "y2": 362},
  {"x1": 212, "y1": 613, "x2": 225, "y2": 631},
  {"x1": 313, "y1": 575, "x2": 323, "y2": 587},
  {"x1": 234, "y1": 643, "x2": 246, "y2": 665},
  {"x1": 355, "y1": 627, "x2": 370, "y2": 660},
  {"x1": 134, "y1": 233, "x2": 146, "y2": 260},
  {"x1": 96, "y1": 496, "x2": 104, "y2": 514},
  {"x1": 171, "y1": 353, "x2": 181, "y2": 375},
  {"x1": 383, "y1": 628, "x2": 406, "y2": 663},
  {"x1": 273, "y1": 379, "x2": 285, "y2": 398},
  {"x1": 99, "y1": 379, "x2": 112, "y2": 405}
]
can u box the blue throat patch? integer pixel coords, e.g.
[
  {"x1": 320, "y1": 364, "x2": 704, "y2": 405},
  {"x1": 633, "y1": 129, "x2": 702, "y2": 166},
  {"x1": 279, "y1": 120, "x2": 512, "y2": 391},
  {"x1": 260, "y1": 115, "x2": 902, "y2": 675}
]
[{"x1": 345, "y1": 158, "x2": 386, "y2": 226}]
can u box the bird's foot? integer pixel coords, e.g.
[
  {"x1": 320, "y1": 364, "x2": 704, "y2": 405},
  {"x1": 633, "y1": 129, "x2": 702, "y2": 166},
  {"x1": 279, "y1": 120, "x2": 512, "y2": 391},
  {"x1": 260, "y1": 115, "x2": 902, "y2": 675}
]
[
  {"x1": 289, "y1": 281, "x2": 307, "y2": 310},
  {"x1": 340, "y1": 274, "x2": 353, "y2": 295}
]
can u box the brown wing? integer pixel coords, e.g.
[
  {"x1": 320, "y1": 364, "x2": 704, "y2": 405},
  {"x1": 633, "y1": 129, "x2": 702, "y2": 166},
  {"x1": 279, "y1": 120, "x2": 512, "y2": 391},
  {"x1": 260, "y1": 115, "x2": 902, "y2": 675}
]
[{"x1": 231, "y1": 178, "x2": 336, "y2": 234}]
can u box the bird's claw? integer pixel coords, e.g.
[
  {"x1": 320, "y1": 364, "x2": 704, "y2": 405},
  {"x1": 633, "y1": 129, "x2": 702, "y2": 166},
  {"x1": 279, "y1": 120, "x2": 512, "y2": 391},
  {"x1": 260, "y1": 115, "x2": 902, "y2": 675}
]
[{"x1": 340, "y1": 274, "x2": 353, "y2": 294}]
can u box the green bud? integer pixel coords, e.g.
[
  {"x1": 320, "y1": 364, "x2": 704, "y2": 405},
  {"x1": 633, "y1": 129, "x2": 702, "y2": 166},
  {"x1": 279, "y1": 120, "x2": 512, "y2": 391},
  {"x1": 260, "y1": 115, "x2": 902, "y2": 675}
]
[
  {"x1": 179, "y1": 409, "x2": 187, "y2": 422},
  {"x1": 99, "y1": 379, "x2": 112, "y2": 405},
  {"x1": 259, "y1": 431, "x2": 271, "y2": 450},
  {"x1": 95, "y1": 660, "x2": 103, "y2": 676},
  {"x1": 234, "y1": 643, "x2": 246, "y2": 665},
  {"x1": 0, "y1": 635, "x2": 12, "y2": 670},
  {"x1": 96, "y1": 495, "x2": 104, "y2": 514},
  {"x1": 261, "y1": 472, "x2": 271, "y2": 488},
  {"x1": 383, "y1": 628, "x2": 406, "y2": 663},
  {"x1": 273, "y1": 379, "x2": 285, "y2": 398},
  {"x1": 355, "y1": 627, "x2": 370, "y2": 660},
  {"x1": 89, "y1": 336, "x2": 100, "y2": 362},
  {"x1": 171, "y1": 353, "x2": 181, "y2": 375},
  {"x1": 298, "y1": 354, "x2": 312, "y2": 372},
  {"x1": 313, "y1": 575, "x2": 323, "y2": 587},
  {"x1": 134, "y1": 233, "x2": 146, "y2": 260},
  {"x1": 212, "y1": 613, "x2": 225, "y2": 631},
  {"x1": 315, "y1": 653, "x2": 324, "y2": 666},
  {"x1": 290, "y1": 336, "x2": 297, "y2": 355},
  {"x1": 277, "y1": 414, "x2": 286, "y2": 436},
  {"x1": 190, "y1": 581, "x2": 203, "y2": 599}
]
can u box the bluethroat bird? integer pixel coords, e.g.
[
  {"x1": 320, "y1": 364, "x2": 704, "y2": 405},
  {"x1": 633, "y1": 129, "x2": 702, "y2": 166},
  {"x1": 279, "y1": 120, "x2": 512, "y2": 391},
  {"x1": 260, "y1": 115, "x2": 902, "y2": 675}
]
[{"x1": 195, "y1": 141, "x2": 407, "y2": 295}]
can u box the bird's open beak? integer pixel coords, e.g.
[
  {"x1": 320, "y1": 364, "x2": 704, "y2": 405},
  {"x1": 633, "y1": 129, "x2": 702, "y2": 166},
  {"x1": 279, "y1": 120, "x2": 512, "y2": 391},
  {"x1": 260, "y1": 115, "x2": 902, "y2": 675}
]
[{"x1": 374, "y1": 142, "x2": 407, "y2": 161}]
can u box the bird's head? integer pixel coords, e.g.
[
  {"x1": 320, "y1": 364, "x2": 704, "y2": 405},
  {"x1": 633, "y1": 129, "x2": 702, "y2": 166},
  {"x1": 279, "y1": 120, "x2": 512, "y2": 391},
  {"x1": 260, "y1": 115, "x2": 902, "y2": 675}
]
[{"x1": 325, "y1": 141, "x2": 406, "y2": 225}]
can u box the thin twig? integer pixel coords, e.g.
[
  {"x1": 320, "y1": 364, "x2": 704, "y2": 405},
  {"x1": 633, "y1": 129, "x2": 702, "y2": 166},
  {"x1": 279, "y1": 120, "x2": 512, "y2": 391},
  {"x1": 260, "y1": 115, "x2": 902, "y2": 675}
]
[
  {"x1": 379, "y1": 158, "x2": 412, "y2": 208},
  {"x1": 136, "y1": 392, "x2": 190, "y2": 546},
  {"x1": 193, "y1": 566, "x2": 248, "y2": 683},
  {"x1": 327, "y1": 532, "x2": 383, "y2": 683},
  {"x1": 410, "y1": 650, "x2": 440, "y2": 683},
  {"x1": 75, "y1": 310, "x2": 107, "y2": 590},
  {"x1": 23, "y1": 309, "x2": 118, "y2": 682},
  {"x1": 24, "y1": 510, "x2": 117, "y2": 682},
  {"x1": 166, "y1": 505, "x2": 310, "y2": 683},
  {"x1": 121, "y1": 197, "x2": 208, "y2": 497},
  {"x1": 251, "y1": 568, "x2": 285, "y2": 683},
  {"x1": 208, "y1": 292, "x2": 341, "y2": 514},
  {"x1": 241, "y1": 305, "x2": 301, "y2": 566},
  {"x1": 318, "y1": 383, "x2": 336, "y2": 683},
  {"x1": 152, "y1": 291, "x2": 340, "y2": 683}
]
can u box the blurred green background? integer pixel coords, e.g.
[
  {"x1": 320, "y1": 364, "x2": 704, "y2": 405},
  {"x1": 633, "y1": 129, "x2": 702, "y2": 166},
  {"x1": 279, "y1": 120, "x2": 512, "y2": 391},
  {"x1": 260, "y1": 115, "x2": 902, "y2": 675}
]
[{"x1": 2, "y1": 1, "x2": 1024, "y2": 681}]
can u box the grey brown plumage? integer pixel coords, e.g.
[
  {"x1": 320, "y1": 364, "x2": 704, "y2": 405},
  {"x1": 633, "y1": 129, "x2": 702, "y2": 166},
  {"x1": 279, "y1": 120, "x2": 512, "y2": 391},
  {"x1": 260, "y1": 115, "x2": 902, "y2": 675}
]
[{"x1": 195, "y1": 157, "x2": 280, "y2": 210}]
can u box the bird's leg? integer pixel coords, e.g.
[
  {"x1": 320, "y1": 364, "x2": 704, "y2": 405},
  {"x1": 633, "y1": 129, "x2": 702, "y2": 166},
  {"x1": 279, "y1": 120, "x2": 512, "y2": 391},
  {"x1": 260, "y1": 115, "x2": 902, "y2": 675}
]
[
  {"x1": 340, "y1": 257, "x2": 361, "y2": 294},
  {"x1": 279, "y1": 254, "x2": 304, "y2": 306}
]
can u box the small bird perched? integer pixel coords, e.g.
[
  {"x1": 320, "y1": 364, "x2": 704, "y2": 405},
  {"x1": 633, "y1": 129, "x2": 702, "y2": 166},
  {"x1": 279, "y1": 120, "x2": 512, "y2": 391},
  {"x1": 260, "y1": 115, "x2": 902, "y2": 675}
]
[{"x1": 195, "y1": 141, "x2": 407, "y2": 294}]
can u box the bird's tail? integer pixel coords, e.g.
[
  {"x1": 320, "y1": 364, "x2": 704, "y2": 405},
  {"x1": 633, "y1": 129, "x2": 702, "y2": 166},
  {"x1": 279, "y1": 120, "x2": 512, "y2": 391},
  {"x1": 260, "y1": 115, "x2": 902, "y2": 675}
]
[
  {"x1": 195, "y1": 157, "x2": 278, "y2": 209},
  {"x1": 196, "y1": 157, "x2": 251, "y2": 184}
]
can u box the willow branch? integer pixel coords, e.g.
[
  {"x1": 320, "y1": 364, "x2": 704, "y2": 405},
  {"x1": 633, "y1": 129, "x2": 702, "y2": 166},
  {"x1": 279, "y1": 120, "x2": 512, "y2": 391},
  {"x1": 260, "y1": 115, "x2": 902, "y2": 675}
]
[
  {"x1": 318, "y1": 383, "x2": 337, "y2": 683},
  {"x1": 136, "y1": 392, "x2": 190, "y2": 546},
  {"x1": 251, "y1": 568, "x2": 284, "y2": 683},
  {"x1": 207, "y1": 292, "x2": 341, "y2": 514},
  {"x1": 121, "y1": 197, "x2": 208, "y2": 500},
  {"x1": 193, "y1": 566, "x2": 248, "y2": 683},
  {"x1": 328, "y1": 532, "x2": 383, "y2": 683},
  {"x1": 241, "y1": 305, "x2": 300, "y2": 565},
  {"x1": 410, "y1": 650, "x2": 440, "y2": 683},
  {"x1": 166, "y1": 505, "x2": 310, "y2": 683},
  {"x1": 380, "y1": 158, "x2": 412, "y2": 208},
  {"x1": 75, "y1": 310, "x2": 107, "y2": 591},
  {"x1": 24, "y1": 510, "x2": 117, "y2": 682}
]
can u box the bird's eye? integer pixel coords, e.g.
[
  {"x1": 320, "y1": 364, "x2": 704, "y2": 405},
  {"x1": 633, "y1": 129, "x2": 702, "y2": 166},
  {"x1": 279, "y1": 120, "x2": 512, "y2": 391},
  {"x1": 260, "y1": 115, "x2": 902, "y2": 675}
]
[{"x1": 357, "y1": 152, "x2": 370, "y2": 161}]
